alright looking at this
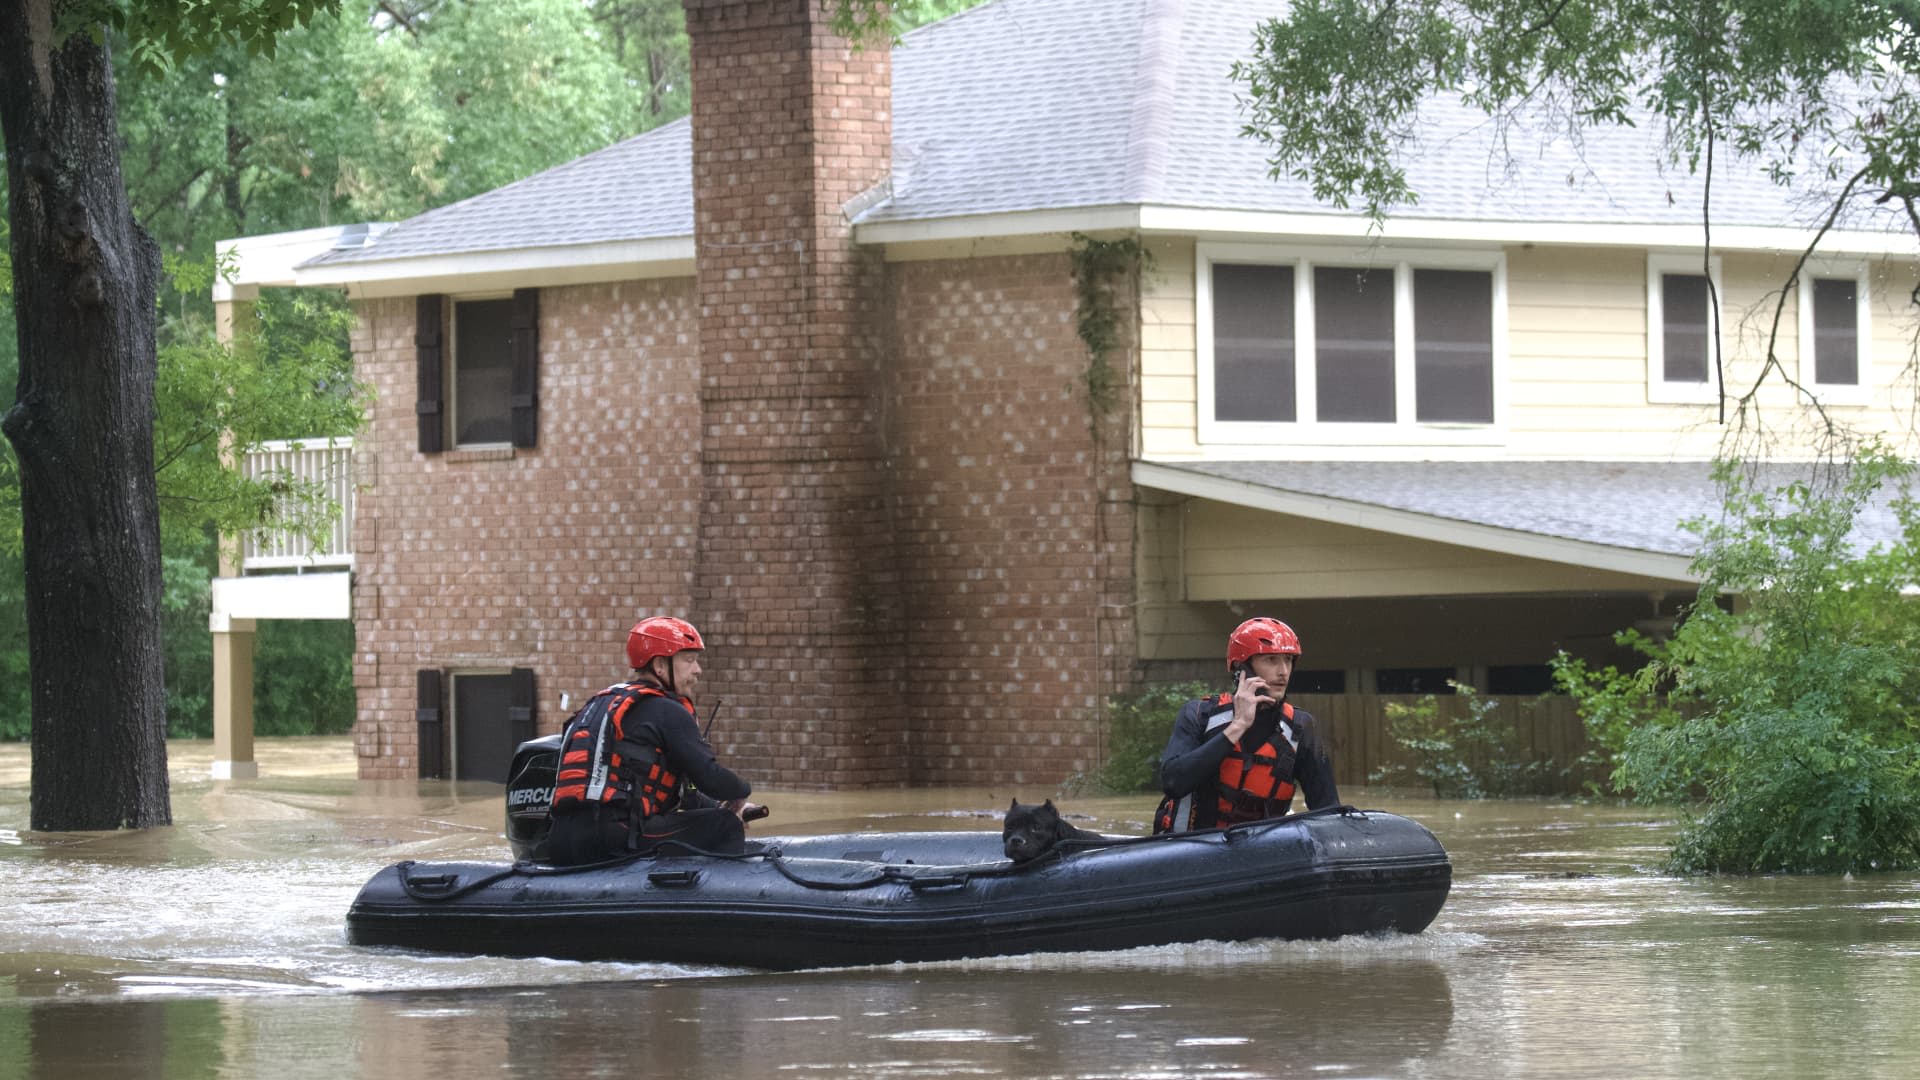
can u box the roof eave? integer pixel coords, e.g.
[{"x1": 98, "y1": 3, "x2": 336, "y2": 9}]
[
  {"x1": 857, "y1": 203, "x2": 1915, "y2": 256},
  {"x1": 293, "y1": 236, "x2": 696, "y2": 297},
  {"x1": 1131, "y1": 460, "x2": 1702, "y2": 584}
]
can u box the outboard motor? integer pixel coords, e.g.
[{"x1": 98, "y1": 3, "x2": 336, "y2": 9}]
[{"x1": 505, "y1": 733, "x2": 561, "y2": 862}]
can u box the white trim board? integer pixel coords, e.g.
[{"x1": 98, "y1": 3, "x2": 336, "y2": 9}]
[
  {"x1": 859, "y1": 204, "x2": 1916, "y2": 257},
  {"x1": 210, "y1": 572, "x2": 352, "y2": 629}
]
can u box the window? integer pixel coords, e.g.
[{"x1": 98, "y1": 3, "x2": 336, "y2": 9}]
[
  {"x1": 1486, "y1": 664, "x2": 1556, "y2": 695},
  {"x1": 1314, "y1": 266, "x2": 1396, "y2": 421},
  {"x1": 1414, "y1": 268, "x2": 1495, "y2": 423},
  {"x1": 1213, "y1": 263, "x2": 1296, "y2": 422},
  {"x1": 1646, "y1": 253, "x2": 1723, "y2": 404},
  {"x1": 1198, "y1": 243, "x2": 1505, "y2": 445},
  {"x1": 1289, "y1": 669, "x2": 1347, "y2": 694},
  {"x1": 452, "y1": 298, "x2": 515, "y2": 446},
  {"x1": 416, "y1": 289, "x2": 539, "y2": 454},
  {"x1": 1375, "y1": 667, "x2": 1458, "y2": 694},
  {"x1": 1797, "y1": 261, "x2": 1871, "y2": 406}
]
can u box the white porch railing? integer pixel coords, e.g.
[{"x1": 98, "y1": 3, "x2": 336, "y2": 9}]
[{"x1": 239, "y1": 437, "x2": 354, "y2": 571}]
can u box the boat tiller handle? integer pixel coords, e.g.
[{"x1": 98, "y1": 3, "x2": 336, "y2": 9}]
[
  {"x1": 906, "y1": 874, "x2": 968, "y2": 892},
  {"x1": 648, "y1": 869, "x2": 701, "y2": 888}
]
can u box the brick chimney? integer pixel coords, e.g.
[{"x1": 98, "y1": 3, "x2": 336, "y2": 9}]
[{"x1": 681, "y1": 0, "x2": 903, "y2": 787}]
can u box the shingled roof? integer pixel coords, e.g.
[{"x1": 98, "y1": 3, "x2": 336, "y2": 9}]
[
  {"x1": 1134, "y1": 459, "x2": 1912, "y2": 579},
  {"x1": 308, "y1": 0, "x2": 1906, "y2": 270}
]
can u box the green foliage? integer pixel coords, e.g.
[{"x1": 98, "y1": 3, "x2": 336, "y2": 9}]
[
  {"x1": 11, "y1": 0, "x2": 709, "y2": 743},
  {"x1": 1371, "y1": 682, "x2": 1570, "y2": 798},
  {"x1": 154, "y1": 281, "x2": 366, "y2": 555},
  {"x1": 60, "y1": 0, "x2": 342, "y2": 76},
  {"x1": 1072, "y1": 680, "x2": 1211, "y2": 795},
  {"x1": 830, "y1": 0, "x2": 996, "y2": 42},
  {"x1": 1555, "y1": 446, "x2": 1920, "y2": 873},
  {"x1": 152, "y1": 532, "x2": 355, "y2": 739},
  {"x1": 420, "y1": 0, "x2": 633, "y2": 206},
  {"x1": 1233, "y1": 0, "x2": 1920, "y2": 228},
  {"x1": 254, "y1": 619, "x2": 356, "y2": 735},
  {"x1": 160, "y1": 543, "x2": 215, "y2": 737},
  {"x1": 1067, "y1": 232, "x2": 1150, "y2": 432}
]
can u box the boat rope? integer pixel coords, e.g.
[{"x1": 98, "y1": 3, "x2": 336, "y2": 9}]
[{"x1": 394, "y1": 806, "x2": 1372, "y2": 901}]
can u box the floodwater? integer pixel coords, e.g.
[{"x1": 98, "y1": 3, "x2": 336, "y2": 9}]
[{"x1": 2, "y1": 739, "x2": 1918, "y2": 1079}]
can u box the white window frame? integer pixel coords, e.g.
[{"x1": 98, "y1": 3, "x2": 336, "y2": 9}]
[
  {"x1": 1196, "y1": 241, "x2": 1508, "y2": 447},
  {"x1": 1646, "y1": 252, "x2": 1725, "y2": 406},
  {"x1": 1796, "y1": 258, "x2": 1872, "y2": 407},
  {"x1": 449, "y1": 292, "x2": 516, "y2": 450}
]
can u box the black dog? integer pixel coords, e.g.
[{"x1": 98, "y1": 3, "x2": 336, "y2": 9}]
[{"x1": 1002, "y1": 798, "x2": 1103, "y2": 863}]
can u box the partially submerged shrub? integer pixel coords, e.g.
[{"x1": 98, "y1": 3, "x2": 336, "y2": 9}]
[
  {"x1": 1072, "y1": 680, "x2": 1212, "y2": 795},
  {"x1": 1371, "y1": 682, "x2": 1568, "y2": 798},
  {"x1": 1554, "y1": 447, "x2": 1920, "y2": 874}
]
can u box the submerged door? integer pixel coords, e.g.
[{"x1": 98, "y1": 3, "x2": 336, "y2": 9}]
[{"x1": 450, "y1": 669, "x2": 536, "y2": 782}]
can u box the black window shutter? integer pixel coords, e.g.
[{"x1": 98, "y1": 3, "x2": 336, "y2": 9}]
[
  {"x1": 510, "y1": 288, "x2": 539, "y2": 448},
  {"x1": 416, "y1": 294, "x2": 445, "y2": 454},
  {"x1": 416, "y1": 668, "x2": 447, "y2": 780},
  {"x1": 509, "y1": 667, "x2": 537, "y2": 745}
]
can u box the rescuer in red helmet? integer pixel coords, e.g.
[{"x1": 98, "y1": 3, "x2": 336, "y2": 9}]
[
  {"x1": 1152, "y1": 616, "x2": 1340, "y2": 834},
  {"x1": 545, "y1": 616, "x2": 760, "y2": 864}
]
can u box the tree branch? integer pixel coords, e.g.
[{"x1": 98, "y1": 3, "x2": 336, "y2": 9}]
[{"x1": 1520, "y1": 0, "x2": 1579, "y2": 39}]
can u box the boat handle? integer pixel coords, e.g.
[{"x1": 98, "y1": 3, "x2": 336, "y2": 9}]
[
  {"x1": 906, "y1": 874, "x2": 968, "y2": 891},
  {"x1": 648, "y1": 870, "x2": 701, "y2": 888},
  {"x1": 403, "y1": 873, "x2": 459, "y2": 896}
]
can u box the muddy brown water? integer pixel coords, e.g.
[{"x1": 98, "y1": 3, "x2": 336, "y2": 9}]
[{"x1": 2, "y1": 738, "x2": 1917, "y2": 1079}]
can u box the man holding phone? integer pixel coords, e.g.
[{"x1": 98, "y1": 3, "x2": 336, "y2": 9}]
[{"x1": 1153, "y1": 616, "x2": 1340, "y2": 834}]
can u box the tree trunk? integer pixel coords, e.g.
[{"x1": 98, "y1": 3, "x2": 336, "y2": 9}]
[{"x1": 0, "y1": 0, "x2": 171, "y2": 829}]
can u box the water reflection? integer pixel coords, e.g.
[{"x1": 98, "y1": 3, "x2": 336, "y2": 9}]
[
  {"x1": 7, "y1": 953, "x2": 1457, "y2": 1080},
  {"x1": 3, "y1": 740, "x2": 1920, "y2": 1079}
]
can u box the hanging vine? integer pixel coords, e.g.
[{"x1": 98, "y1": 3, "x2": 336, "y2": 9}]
[
  {"x1": 1068, "y1": 232, "x2": 1150, "y2": 443},
  {"x1": 1067, "y1": 232, "x2": 1151, "y2": 774}
]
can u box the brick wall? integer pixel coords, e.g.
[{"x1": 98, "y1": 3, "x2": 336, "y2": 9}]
[
  {"x1": 348, "y1": 281, "x2": 703, "y2": 779},
  {"x1": 343, "y1": 3, "x2": 1141, "y2": 788},
  {"x1": 684, "y1": 0, "x2": 905, "y2": 787},
  {"x1": 886, "y1": 254, "x2": 1138, "y2": 786}
]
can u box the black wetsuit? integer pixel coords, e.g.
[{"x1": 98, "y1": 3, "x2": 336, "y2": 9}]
[
  {"x1": 546, "y1": 688, "x2": 752, "y2": 864},
  {"x1": 1158, "y1": 694, "x2": 1339, "y2": 829}
]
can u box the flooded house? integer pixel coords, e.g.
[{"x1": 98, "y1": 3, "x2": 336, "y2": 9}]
[{"x1": 212, "y1": 0, "x2": 1919, "y2": 788}]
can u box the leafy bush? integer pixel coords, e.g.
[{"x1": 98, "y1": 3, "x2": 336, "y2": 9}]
[
  {"x1": 1072, "y1": 680, "x2": 1212, "y2": 794},
  {"x1": 1554, "y1": 447, "x2": 1920, "y2": 874},
  {"x1": 1371, "y1": 682, "x2": 1569, "y2": 798}
]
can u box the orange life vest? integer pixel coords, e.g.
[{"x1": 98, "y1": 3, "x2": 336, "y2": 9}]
[
  {"x1": 1156, "y1": 693, "x2": 1300, "y2": 833},
  {"x1": 549, "y1": 683, "x2": 693, "y2": 819}
]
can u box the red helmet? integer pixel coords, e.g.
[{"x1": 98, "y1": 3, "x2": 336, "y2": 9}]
[
  {"x1": 1226, "y1": 617, "x2": 1301, "y2": 668},
  {"x1": 626, "y1": 616, "x2": 705, "y2": 670}
]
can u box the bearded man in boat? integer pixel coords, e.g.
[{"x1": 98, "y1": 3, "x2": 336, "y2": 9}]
[
  {"x1": 545, "y1": 616, "x2": 761, "y2": 864},
  {"x1": 1153, "y1": 617, "x2": 1341, "y2": 834}
]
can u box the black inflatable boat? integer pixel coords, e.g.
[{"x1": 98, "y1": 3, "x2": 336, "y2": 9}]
[{"x1": 346, "y1": 807, "x2": 1450, "y2": 970}]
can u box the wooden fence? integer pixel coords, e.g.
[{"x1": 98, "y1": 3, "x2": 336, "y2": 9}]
[{"x1": 1289, "y1": 693, "x2": 1607, "y2": 794}]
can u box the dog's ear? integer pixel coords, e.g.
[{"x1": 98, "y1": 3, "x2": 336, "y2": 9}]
[
  {"x1": 1009, "y1": 796, "x2": 1019, "y2": 812},
  {"x1": 1043, "y1": 798, "x2": 1055, "y2": 810}
]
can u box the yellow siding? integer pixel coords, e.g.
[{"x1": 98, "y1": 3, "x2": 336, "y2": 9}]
[
  {"x1": 1180, "y1": 500, "x2": 1690, "y2": 601},
  {"x1": 1139, "y1": 238, "x2": 1201, "y2": 457},
  {"x1": 1137, "y1": 239, "x2": 1920, "y2": 462}
]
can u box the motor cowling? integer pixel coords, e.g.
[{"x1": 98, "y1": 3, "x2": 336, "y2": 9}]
[{"x1": 504, "y1": 733, "x2": 561, "y2": 862}]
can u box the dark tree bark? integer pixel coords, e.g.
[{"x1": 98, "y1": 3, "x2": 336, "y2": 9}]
[{"x1": 0, "y1": 0, "x2": 171, "y2": 829}]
